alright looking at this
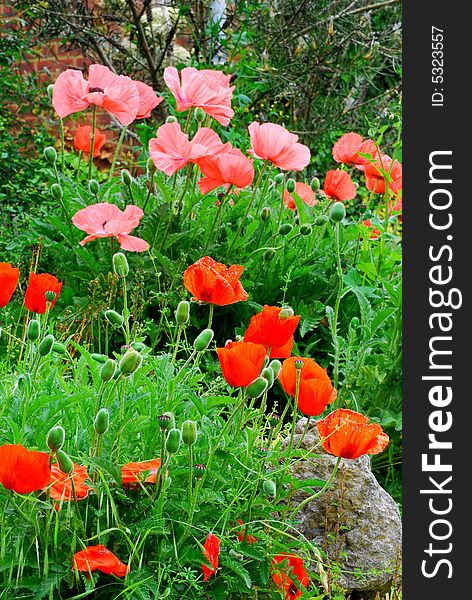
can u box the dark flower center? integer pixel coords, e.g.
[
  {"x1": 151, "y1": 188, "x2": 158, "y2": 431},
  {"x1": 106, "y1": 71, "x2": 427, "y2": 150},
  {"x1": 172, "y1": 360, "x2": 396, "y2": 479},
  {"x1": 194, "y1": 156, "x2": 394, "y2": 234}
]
[{"x1": 89, "y1": 86, "x2": 104, "y2": 93}]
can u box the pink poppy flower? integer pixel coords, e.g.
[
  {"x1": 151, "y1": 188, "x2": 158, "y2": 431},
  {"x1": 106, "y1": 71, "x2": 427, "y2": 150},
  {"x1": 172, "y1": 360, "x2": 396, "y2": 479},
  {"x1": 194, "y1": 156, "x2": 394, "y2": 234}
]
[
  {"x1": 72, "y1": 203, "x2": 149, "y2": 252},
  {"x1": 133, "y1": 80, "x2": 163, "y2": 119},
  {"x1": 364, "y1": 154, "x2": 402, "y2": 194},
  {"x1": 164, "y1": 66, "x2": 234, "y2": 126},
  {"x1": 283, "y1": 182, "x2": 316, "y2": 211},
  {"x1": 332, "y1": 133, "x2": 376, "y2": 171},
  {"x1": 320, "y1": 170, "x2": 357, "y2": 201},
  {"x1": 197, "y1": 149, "x2": 254, "y2": 194},
  {"x1": 248, "y1": 122, "x2": 311, "y2": 171},
  {"x1": 148, "y1": 122, "x2": 232, "y2": 176},
  {"x1": 52, "y1": 64, "x2": 140, "y2": 126}
]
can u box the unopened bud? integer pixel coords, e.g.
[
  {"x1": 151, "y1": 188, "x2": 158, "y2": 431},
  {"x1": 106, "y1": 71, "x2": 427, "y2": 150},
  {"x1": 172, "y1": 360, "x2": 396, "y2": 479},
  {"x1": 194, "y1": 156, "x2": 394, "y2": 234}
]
[
  {"x1": 131, "y1": 342, "x2": 146, "y2": 352},
  {"x1": 165, "y1": 428, "x2": 181, "y2": 454},
  {"x1": 47, "y1": 84, "x2": 54, "y2": 99},
  {"x1": 51, "y1": 183, "x2": 63, "y2": 200},
  {"x1": 278, "y1": 223, "x2": 292, "y2": 236},
  {"x1": 46, "y1": 426, "x2": 65, "y2": 452},
  {"x1": 350, "y1": 317, "x2": 360, "y2": 329},
  {"x1": 52, "y1": 342, "x2": 67, "y2": 354},
  {"x1": 269, "y1": 359, "x2": 282, "y2": 378},
  {"x1": 181, "y1": 420, "x2": 197, "y2": 445},
  {"x1": 279, "y1": 306, "x2": 294, "y2": 320},
  {"x1": 147, "y1": 157, "x2": 157, "y2": 177},
  {"x1": 105, "y1": 310, "x2": 124, "y2": 327},
  {"x1": 27, "y1": 319, "x2": 40, "y2": 341},
  {"x1": 94, "y1": 408, "x2": 110, "y2": 435},
  {"x1": 294, "y1": 215, "x2": 300, "y2": 226},
  {"x1": 88, "y1": 179, "x2": 100, "y2": 195},
  {"x1": 166, "y1": 115, "x2": 178, "y2": 124},
  {"x1": 194, "y1": 107, "x2": 206, "y2": 123},
  {"x1": 119, "y1": 349, "x2": 142, "y2": 375},
  {"x1": 38, "y1": 334, "x2": 55, "y2": 357},
  {"x1": 274, "y1": 173, "x2": 284, "y2": 184},
  {"x1": 245, "y1": 377, "x2": 268, "y2": 399},
  {"x1": 56, "y1": 450, "x2": 74, "y2": 475},
  {"x1": 262, "y1": 479, "x2": 276, "y2": 497},
  {"x1": 91, "y1": 353, "x2": 108, "y2": 364},
  {"x1": 260, "y1": 207, "x2": 271, "y2": 221},
  {"x1": 113, "y1": 252, "x2": 129, "y2": 277},
  {"x1": 314, "y1": 215, "x2": 328, "y2": 226},
  {"x1": 300, "y1": 223, "x2": 312, "y2": 236},
  {"x1": 261, "y1": 367, "x2": 274, "y2": 388},
  {"x1": 194, "y1": 328, "x2": 214, "y2": 352},
  {"x1": 263, "y1": 249, "x2": 276, "y2": 262},
  {"x1": 329, "y1": 202, "x2": 346, "y2": 223},
  {"x1": 175, "y1": 301, "x2": 190, "y2": 326},
  {"x1": 286, "y1": 178, "x2": 296, "y2": 193},
  {"x1": 310, "y1": 177, "x2": 320, "y2": 192},
  {"x1": 100, "y1": 359, "x2": 117, "y2": 382},
  {"x1": 44, "y1": 146, "x2": 57, "y2": 165},
  {"x1": 121, "y1": 169, "x2": 132, "y2": 187}
]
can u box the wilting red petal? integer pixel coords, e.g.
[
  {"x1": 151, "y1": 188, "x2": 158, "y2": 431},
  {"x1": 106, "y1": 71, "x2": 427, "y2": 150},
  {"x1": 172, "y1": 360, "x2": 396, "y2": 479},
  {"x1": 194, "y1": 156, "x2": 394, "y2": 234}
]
[
  {"x1": 48, "y1": 463, "x2": 91, "y2": 501},
  {"x1": 217, "y1": 341, "x2": 267, "y2": 388},
  {"x1": 72, "y1": 545, "x2": 129, "y2": 577},
  {"x1": 202, "y1": 533, "x2": 220, "y2": 581},
  {"x1": 0, "y1": 263, "x2": 20, "y2": 308},
  {"x1": 236, "y1": 519, "x2": 258, "y2": 544},
  {"x1": 183, "y1": 256, "x2": 248, "y2": 306},
  {"x1": 24, "y1": 273, "x2": 62, "y2": 314},
  {"x1": 0, "y1": 444, "x2": 51, "y2": 494}
]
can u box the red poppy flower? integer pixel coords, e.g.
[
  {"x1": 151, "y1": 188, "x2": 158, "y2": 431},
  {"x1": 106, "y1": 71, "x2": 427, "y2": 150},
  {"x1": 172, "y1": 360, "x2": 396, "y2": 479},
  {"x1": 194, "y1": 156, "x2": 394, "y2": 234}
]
[
  {"x1": 316, "y1": 409, "x2": 389, "y2": 459},
  {"x1": 362, "y1": 219, "x2": 381, "y2": 239},
  {"x1": 272, "y1": 553, "x2": 309, "y2": 600},
  {"x1": 0, "y1": 444, "x2": 51, "y2": 494},
  {"x1": 332, "y1": 133, "x2": 376, "y2": 171},
  {"x1": 197, "y1": 149, "x2": 254, "y2": 194},
  {"x1": 320, "y1": 170, "x2": 357, "y2": 202},
  {"x1": 0, "y1": 263, "x2": 20, "y2": 308},
  {"x1": 202, "y1": 533, "x2": 220, "y2": 581},
  {"x1": 72, "y1": 545, "x2": 129, "y2": 577},
  {"x1": 243, "y1": 305, "x2": 300, "y2": 351},
  {"x1": 248, "y1": 122, "x2": 311, "y2": 171},
  {"x1": 364, "y1": 154, "x2": 402, "y2": 195},
  {"x1": 217, "y1": 341, "x2": 267, "y2": 388},
  {"x1": 236, "y1": 519, "x2": 257, "y2": 544},
  {"x1": 48, "y1": 463, "x2": 91, "y2": 501},
  {"x1": 278, "y1": 357, "x2": 337, "y2": 416},
  {"x1": 183, "y1": 256, "x2": 249, "y2": 306},
  {"x1": 73, "y1": 125, "x2": 106, "y2": 157},
  {"x1": 24, "y1": 273, "x2": 62, "y2": 314},
  {"x1": 121, "y1": 459, "x2": 162, "y2": 486},
  {"x1": 283, "y1": 182, "x2": 316, "y2": 211}
]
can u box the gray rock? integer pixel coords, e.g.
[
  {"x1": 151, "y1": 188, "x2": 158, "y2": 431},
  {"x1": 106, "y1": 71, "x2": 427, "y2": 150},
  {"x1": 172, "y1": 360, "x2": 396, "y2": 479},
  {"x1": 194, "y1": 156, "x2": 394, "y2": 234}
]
[{"x1": 284, "y1": 418, "x2": 402, "y2": 595}]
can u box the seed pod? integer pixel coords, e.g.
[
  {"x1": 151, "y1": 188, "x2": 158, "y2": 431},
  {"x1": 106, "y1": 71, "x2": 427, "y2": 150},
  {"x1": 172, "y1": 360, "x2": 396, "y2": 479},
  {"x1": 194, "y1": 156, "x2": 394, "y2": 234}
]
[
  {"x1": 44, "y1": 146, "x2": 57, "y2": 164},
  {"x1": 166, "y1": 428, "x2": 181, "y2": 454},
  {"x1": 329, "y1": 202, "x2": 346, "y2": 223},
  {"x1": 100, "y1": 359, "x2": 117, "y2": 382},
  {"x1": 112, "y1": 252, "x2": 129, "y2": 278},
  {"x1": 279, "y1": 306, "x2": 294, "y2": 320},
  {"x1": 157, "y1": 412, "x2": 175, "y2": 430},
  {"x1": 181, "y1": 420, "x2": 197, "y2": 445},
  {"x1": 121, "y1": 169, "x2": 132, "y2": 187},
  {"x1": 263, "y1": 249, "x2": 276, "y2": 262},
  {"x1": 260, "y1": 207, "x2": 271, "y2": 221},
  {"x1": 261, "y1": 367, "x2": 274, "y2": 388},
  {"x1": 166, "y1": 115, "x2": 178, "y2": 123},
  {"x1": 56, "y1": 450, "x2": 74, "y2": 475},
  {"x1": 91, "y1": 353, "x2": 108, "y2": 364},
  {"x1": 46, "y1": 426, "x2": 65, "y2": 452},
  {"x1": 105, "y1": 310, "x2": 124, "y2": 327},
  {"x1": 52, "y1": 342, "x2": 67, "y2": 354},
  {"x1": 245, "y1": 377, "x2": 268, "y2": 399},
  {"x1": 38, "y1": 334, "x2": 55, "y2": 357},
  {"x1": 45, "y1": 291, "x2": 57, "y2": 303},
  {"x1": 88, "y1": 179, "x2": 100, "y2": 195},
  {"x1": 51, "y1": 183, "x2": 63, "y2": 200},
  {"x1": 262, "y1": 479, "x2": 276, "y2": 498},
  {"x1": 310, "y1": 177, "x2": 320, "y2": 192},
  {"x1": 274, "y1": 173, "x2": 285, "y2": 184},
  {"x1": 194, "y1": 328, "x2": 214, "y2": 352},
  {"x1": 300, "y1": 223, "x2": 312, "y2": 236},
  {"x1": 175, "y1": 301, "x2": 190, "y2": 326},
  {"x1": 27, "y1": 319, "x2": 40, "y2": 341},
  {"x1": 314, "y1": 215, "x2": 328, "y2": 226},
  {"x1": 119, "y1": 349, "x2": 142, "y2": 375},
  {"x1": 294, "y1": 359, "x2": 304, "y2": 370},
  {"x1": 94, "y1": 408, "x2": 110, "y2": 435},
  {"x1": 194, "y1": 463, "x2": 206, "y2": 479},
  {"x1": 286, "y1": 178, "x2": 296, "y2": 193},
  {"x1": 194, "y1": 107, "x2": 206, "y2": 123},
  {"x1": 268, "y1": 412, "x2": 280, "y2": 427},
  {"x1": 278, "y1": 223, "x2": 292, "y2": 236},
  {"x1": 269, "y1": 359, "x2": 282, "y2": 378}
]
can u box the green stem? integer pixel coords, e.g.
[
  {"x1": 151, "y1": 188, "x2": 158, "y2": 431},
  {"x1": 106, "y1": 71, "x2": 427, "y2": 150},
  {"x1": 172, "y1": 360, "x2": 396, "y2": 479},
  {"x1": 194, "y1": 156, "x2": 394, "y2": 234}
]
[
  {"x1": 122, "y1": 277, "x2": 131, "y2": 345},
  {"x1": 108, "y1": 126, "x2": 127, "y2": 183},
  {"x1": 88, "y1": 106, "x2": 97, "y2": 180},
  {"x1": 171, "y1": 326, "x2": 183, "y2": 363},
  {"x1": 59, "y1": 118, "x2": 65, "y2": 174},
  {"x1": 290, "y1": 457, "x2": 341, "y2": 516},
  {"x1": 332, "y1": 222, "x2": 343, "y2": 392},
  {"x1": 207, "y1": 304, "x2": 214, "y2": 329}
]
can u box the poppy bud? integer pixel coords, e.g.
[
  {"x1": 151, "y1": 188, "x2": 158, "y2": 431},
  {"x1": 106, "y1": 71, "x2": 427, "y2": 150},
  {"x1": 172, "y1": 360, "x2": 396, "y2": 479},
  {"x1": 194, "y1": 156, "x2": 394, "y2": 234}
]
[
  {"x1": 262, "y1": 479, "x2": 276, "y2": 497},
  {"x1": 359, "y1": 204, "x2": 367, "y2": 212},
  {"x1": 194, "y1": 107, "x2": 206, "y2": 123},
  {"x1": 175, "y1": 301, "x2": 190, "y2": 326},
  {"x1": 88, "y1": 179, "x2": 100, "y2": 195},
  {"x1": 46, "y1": 425, "x2": 65, "y2": 452},
  {"x1": 131, "y1": 342, "x2": 147, "y2": 352},
  {"x1": 38, "y1": 334, "x2": 55, "y2": 357},
  {"x1": 278, "y1": 224, "x2": 292, "y2": 236},
  {"x1": 314, "y1": 215, "x2": 328, "y2": 226},
  {"x1": 121, "y1": 169, "x2": 132, "y2": 187},
  {"x1": 279, "y1": 306, "x2": 294, "y2": 320},
  {"x1": 56, "y1": 450, "x2": 74, "y2": 475},
  {"x1": 47, "y1": 84, "x2": 54, "y2": 99},
  {"x1": 105, "y1": 310, "x2": 124, "y2": 327},
  {"x1": 181, "y1": 420, "x2": 197, "y2": 445},
  {"x1": 245, "y1": 377, "x2": 268, "y2": 399},
  {"x1": 194, "y1": 328, "x2": 214, "y2": 352},
  {"x1": 44, "y1": 146, "x2": 57, "y2": 165},
  {"x1": 263, "y1": 249, "x2": 275, "y2": 262},
  {"x1": 260, "y1": 207, "x2": 271, "y2": 221},
  {"x1": 294, "y1": 359, "x2": 304, "y2": 370},
  {"x1": 100, "y1": 359, "x2": 117, "y2": 382},
  {"x1": 51, "y1": 183, "x2": 63, "y2": 200},
  {"x1": 91, "y1": 353, "x2": 108, "y2": 363},
  {"x1": 157, "y1": 412, "x2": 175, "y2": 430},
  {"x1": 310, "y1": 177, "x2": 320, "y2": 192},
  {"x1": 268, "y1": 412, "x2": 280, "y2": 427},
  {"x1": 166, "y1": 428, "x2": 181, "y2": 454},
  {"x1": 94, "y1": 408, "x2": 110, "y2": 435},
  {"x1": 269, "y1": 359, "x2": 282, "y2": 378},
  {"x1": 166, "y1": 115, "x2": 178, "y2": 124},
  {"x1": 300, "y1": 223, "x2": 312, "y2": 236},
  {"x1": 286, "y1": 178, "x2": 296, "y2": 193},
  {"x1": 350, "y1": 317, "x2": 360, "y2": 329},
  {"x1": 52, "y1": 342, "x2": 67, "y2": 354},
  {"x1": 119, "y1": 349, "x2": 142, "y2": 375},
  {"x1": 113, "y1": 252, "x2": 129, "y2": 277},
  {"x1": 329, "y1": 202, "x2": 346, "y2": 223},
  {"x1": 294, "y1": 216, "x2": 300, "y2": 227},
  {"x1": 146, "y1": 157, "x2": 157, "y2": 177},
  {"x1": 194, "y1": 463, "x2": 206, "y2": 479},
  {"x1": 274, "y1": 173, "x2": 285, "y2": 184},
  {"x1": 45, "y1": 290, "x2": 57, "y2": 303},
  {"x1": 261, "y1": 367, "x2": 274, "y2": 388},
  {"x1": 27, "y1": 319, "x2": 40, "y2": 341}
]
